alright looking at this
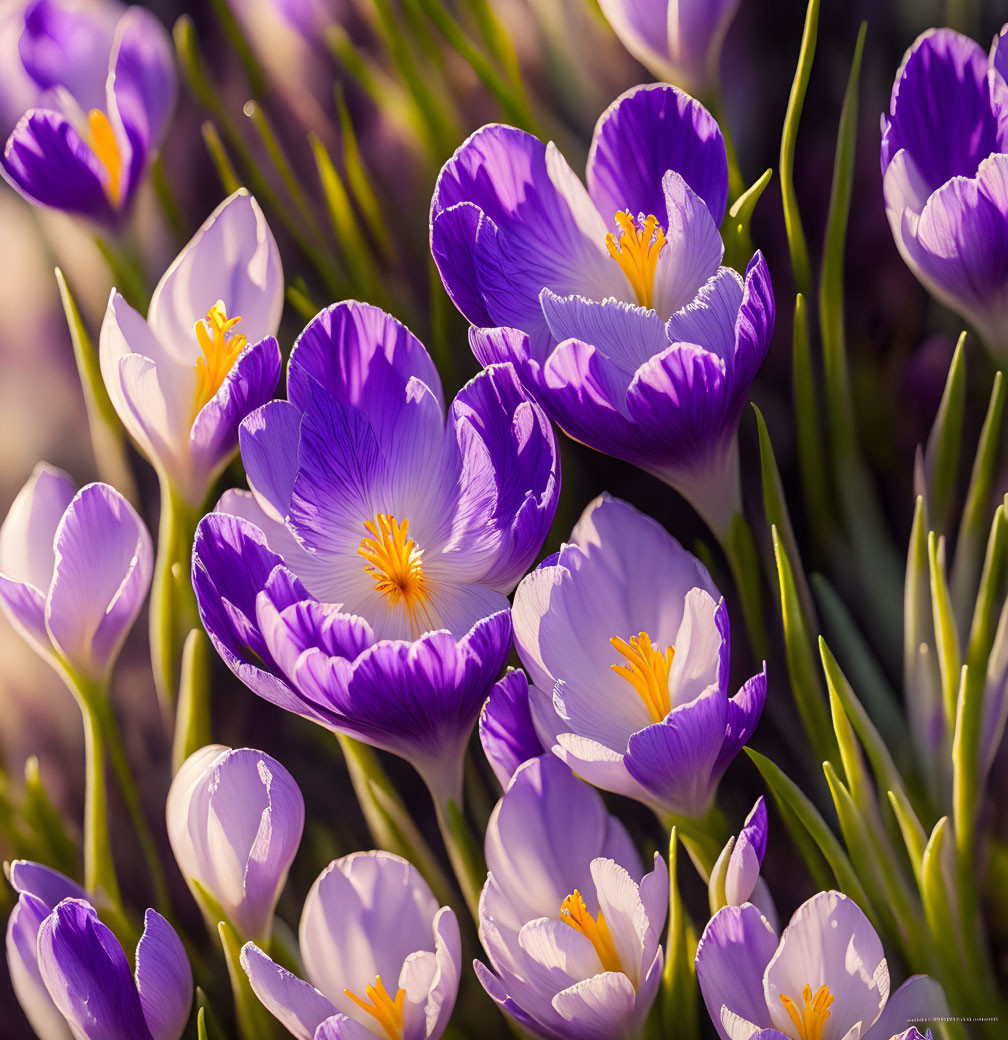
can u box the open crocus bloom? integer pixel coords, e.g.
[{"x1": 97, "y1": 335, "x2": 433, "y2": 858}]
[
  {"x1": 5, "y1": 861, "x2": 86, "y2": 1039},
  {"x1": 476, "y1": 756, "x2": 668, "y2": 1040},
  {"x1": 37, "y1": 898, "x2": 192, "y2": 1040},
  {"x1": 192, "y1": 300, "x2": 557, "y2": 800},
  {"x1": 2, "y1": 0, "x2": 175, "y2": 220},
  {"x1": 432, "y1": 82, "x2": 774, "y2": 533},
  {"x1": 166, "y1": 745, "x2": 305, "y2": 943},
  {"x1": 512, "y1": 494, "x2": 765, "y2": 819},
  {"x1": 0, "y1": 464, "x2": 152, "y2": 683},
  {"x1": 696, "y1": 891, "x2": 946, "y2": 1040},
  {"x1": 242, "y1": 851, "x2": 461, "y2": 1040},
  {"x1": 597, "y1": 0, "x2": 744, "y2": 94},
  {"x1": 99, "y1": 189, "x2": 283, "y2": 505},
  {"x1": 881, "y1": 25, "x2": 1008, "y2": 360}
]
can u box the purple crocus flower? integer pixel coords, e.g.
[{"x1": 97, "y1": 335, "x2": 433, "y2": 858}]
[
  {"x1": 2, "y1": 0, "x2": 175, "y2": 220},
  {"x1": 36, "y1": 897, "x2": 193, "y2": 1040},
  {"x1": 476, "y1": 755, "x2": 668, "y2": 1040},
  {"x1": 5, "y1": 860, "x2": 86, "y2": 1039},
  {"x1": 710, "y1": 797, "x2": 777, "y2": 930},
  {"x1": 597, "y1": 0, "x2": 744, "y2": 94},
  {"x1": 512, "y1": 493, "x2": 765, "y2": 820},
  {"x1": 241, "y1": 850, "x2": 461, "y2": 1040},
  {"x1": 431, "y1": 83, "x2": 774, "y2": 533},
  {"x1": 881, "y1": 25, "x2": 1008, "y2": 360},
  {"x1": 192, "y1": 300, "x2": 558, "y2": 801},
  {"x1": 696, "y1": 890, "x2": 946, "y2": 1040},
  {"x1": 479, "y1": 669, "x2": 546, "y2": 788},
  {"x1": 0, "y1": 464, "x2": 152, "y2": 683},
  {"x1": 99, "y1": 190, "x2": 283, "y2": 506},
  {"x1": 166, "y1": 744, "x2": 305, "y2": 943}
]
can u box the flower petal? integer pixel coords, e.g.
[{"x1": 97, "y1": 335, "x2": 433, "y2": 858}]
[
  {"x1": 134, "y1": 910, "x2": 192, "y2": 1040},
  {"x1": 241, "y1": 942, "x2": 338, "y2": 1040}
]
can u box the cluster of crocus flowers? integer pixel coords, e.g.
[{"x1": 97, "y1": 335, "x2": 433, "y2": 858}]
[
  {"x1": 0, "y1": 463, "x2": 151, "y2": 685},
  {"x1": 431, "y1": 82, "x2": 774, "y2": 534},
  {"x1": 696, "y1": 890, "x2": 946, "y2": 1040},
  {"x1": 99, "y1": 189, "x2": 284, "y2": 507},
  {"x1": 5, "y1": 861, "x2": 192, "y2": 1040},
  {"x1": 1, "y1": 0, "x2": 175, "y2": 220},
  {"x1": 597, "y1": 0, "x2": 745, "y2": 95},
  {"x1": 511, "y1": 494, "x2": 766, "y2": 821},
  {"x1": 242, "y1": 850, "x2": 461, "y2": 1040},
  {"x1": 167, "y1": 745, "x2": 305, "y2": 943},
  {"x1": 476, "y1": 756, "x2": 668, "y2": 1039},
  {"x1": 192, "y1": 299, "x2": 559, "y2": 802},
  {"x1": 881, "y1": 22, "x2": 1008, "y2": 361}
]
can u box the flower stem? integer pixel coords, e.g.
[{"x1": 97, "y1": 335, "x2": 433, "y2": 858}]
[
  {"x1": 218, "y1": 918, "x2": 278, "y2": 1040},
  {"x1": 433, "y1": 796, "x2": 487, "y2": 923},
  {"x1": 720, "y1": 512, "x2": 769, "y2": 660},
  {"x1": 666, "y1": 804, "x2": 730, "y2": 884},
  {"x1": 79, "y1": 696, "x2": 122, "y2": 910},
  {"x1": 150, "y1": 474, "x2": 203, "y2": 717}
]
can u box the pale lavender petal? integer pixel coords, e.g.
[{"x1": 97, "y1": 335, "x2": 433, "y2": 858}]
[
  {"x1": 134, "y1": 909, "x2": 193, "y2": 1040},
  {"x1": 724, "y1": 797, "x2": 767, "y2": 907},
  {"x1": 0, "y1": 462, "x2": 75, "y2": 589},
  {"x1": 550, "y1": 972, "x2": 636, "y2": 1039},
  {"x1": 863, "y1": 976, "x2": 946, "y2": 1040},
  {"x1": 239, "y1": 400, "x2": 303, "y2": 521},
  {"x1": 241, "y1": 942, "x2": 338, "y2": 1040}
]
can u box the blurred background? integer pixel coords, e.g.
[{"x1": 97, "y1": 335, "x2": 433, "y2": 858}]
[{"x1": 2, "y1": 0, "x2": 1008, "y2": 1034}]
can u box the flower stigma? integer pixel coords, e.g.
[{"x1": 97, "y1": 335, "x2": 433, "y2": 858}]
[
  {"x1": 605, "y1": 211, "x2": 666, "y2": 308},
  {"x1": 779, "y1": 984, "x2": 834, "y2": 1040},
  {"x1": 560, "y1": 889, "x2": 623, "y2": 974},
  {"x1": 88, "y1": 109, "x2": 122, "y2": 203},
  {"x1": 610, "y1": 632, "x2": 674, "y2": 723},
  {"x1": 344, "y1": 975, "x2": 405, "y2": 1040},
  {"x1": 193, "y1": 301, "x2": 247, "y2": 416},
  {"x1": 359, "y1": 513, "x2": 434, "y2": 632}
]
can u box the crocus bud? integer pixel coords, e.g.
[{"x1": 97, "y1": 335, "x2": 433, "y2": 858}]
[
  {"x1": 166, "y1": 744, "x2": 305, "y2": 941},
  {"x1": 0, "y1": 465, "x2": 152, "y2": 683},
  {"x1": 37, "y1": 899, "x2": 192, "y2": 1040},
  {"x1": 707, "y1": 796, "x2": 777, "y2": 930},
  {"x1": 5, "y1": 860, "x2": 85, "y2": 1039}
]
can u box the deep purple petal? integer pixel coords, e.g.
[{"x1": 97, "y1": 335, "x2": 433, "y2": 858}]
[
  {"x1": 713, "y1": 665, "x2": 767, "y2": 776},
  {"x1": 430, "y1": 201, "x2": 495, "y2": 327},
  {"x1": 587, "y1": 83, "x2": 729, "y2": 226},
  {"x1": 2, "y1": 108, "x2": 113, "y2": 218},
  {"x1": 134, "y1": 910, "x2": 192, "y2": 1040},
  {"x1": 479, "y1": 670, "x2": 546, "y2": 787}
]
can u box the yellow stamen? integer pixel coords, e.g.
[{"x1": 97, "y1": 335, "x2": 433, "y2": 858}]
[
  {"x1": 344, "y1": 976, "x2": 405, "y2": 1040},
  {"x1": 610, "y1": 631, "x2": 675, "y2": 723},
  {"x1": 88, "y1": 109, "x2": 122, "y2": 204},
  {"x1": 605, "y1": 211, "x2": 666, "y2": 308},
  {"x1": 780, "y1": 984, "x2": 834, "y2": 1040},
  {"x1": 560, "y1": 890, "x2": 622, "y2": 974},
  {"x1": 358, "y1": 513, "x2": 434, "y2": 633},
  {"x1": 192, "y1": 301, "x2": 248, "y2": 417}
]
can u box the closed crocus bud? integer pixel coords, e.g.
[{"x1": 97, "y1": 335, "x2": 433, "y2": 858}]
[
  {"x1": 0, "y1": 464, "x2": 152, "y2": 683},
  {"x1": 100, "y1": 189, "x2": 283, "y2": 506},
  {"x1": 708, "y1": 797, "x2": 777, "y2": 931},
  {"x1": 37, "y1": 899, "x2": 193, "y2": 1040},
  {"x1": 241, "y1": 851, "x2": 461, "y2": 1040},
  {"x1": 598, "y1": 0, "x2": 744, "y2": 95},
  {"x1": 166, "y1": 744, "x2": 305, "y2": 942},
  {"x1": 5, "y1": 860, "x2": 86, "y2": 1039}
]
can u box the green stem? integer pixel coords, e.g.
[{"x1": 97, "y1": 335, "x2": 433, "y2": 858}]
[
  {"x1": 219, "y1": 919, "x2": 278, "y2": 1040},
  {"x1": 150, "y1": 473, "x2": 203, "y2": 716},
  {"x1": 665, "y1": 805, "x2": 730, "y2": 883},
  {"x1": 433, "y1": 797, "x2": 486, "y2": 923},
  {"x1": 79, "y1": 697, "x2": 122, "y2": 910},
  {"x1": 720, "y1": 513, "x2": 769, "y2": 660}
]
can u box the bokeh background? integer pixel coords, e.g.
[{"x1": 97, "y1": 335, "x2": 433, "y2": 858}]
[{"x1": 2, "y1": 0, "x2": 1008, "y2": 1034}]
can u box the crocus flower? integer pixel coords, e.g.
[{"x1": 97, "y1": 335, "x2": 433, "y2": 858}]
[
  {"x1": 709, "y1": 797, "x2": 777, "y2": 930},
  {"x1": 36, "y1": 897, "x2": 193, "y2": 1040},
  {"x1": 695, "y1": 890, "x2": 946, "y2": 1040},
  {"x1": 881, "y1": 25, "x2": 1008, "y2": 360},
  {"x1": 479, "y1": 668, "x2": 546, "y2": 788},
  {"x1": 5, "y1": 860, "x2": 86, "y2": 1039},
  {"x1": 166, "y1": 744, "x2": 305, "y2": 943},
  {"x1": 432, "y1": 82, "x2": 774, "y2": 533},
  {"x1": 0, "y1": 464, "x2": 152, "y2": 683},
  {"x1": 99, "y1": 189, "x2": 283, "y2": 505},
  {"x1": 597, "y1": 0, "x2": 744, "y2": 94},
  {"x1": 192, "y1": 300, "x2": 558, "y2": 801},
  {"x1": 241, "y1": 850, "x2": 461, "y2": 1040},
  {"x1": 512, "y1": 493, "x2": 765, "y2": 820},
  {"x1": 476, "y1": 755, "x2": 668, "y2": 1040},
  {"x1": 2, "y1": 0, "x2": 175, "y2": 220}
]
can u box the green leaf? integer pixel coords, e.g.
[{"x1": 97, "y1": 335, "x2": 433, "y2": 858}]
[
  {"x1": 219, "y1": 918, "x2": 278, "y2": 1039},
  {"x1": 707, "y1": 835, "x2": 733, "y2": 917},
  {"x1": 928, "y1": 531, "x2": 961, "y2": 734},
  {"x1": 771, "y1": 527, "x2": 837, "y2": 766},
  {"x1": 661, "y1": 829, "x2": 699, "y2": 1040},
  {"x1": 171, "y1": 629, "x2": 213, "y2": 775},
  {"x1": 824, "y1": 671, "x2": 871, "y2": 812},
  {"x1": 923, "y1": 332, "x2": 967, "y2": 533},
  {"x1": 722, "y1": 167, "x2": 772, "y2": 272},
  {"x1": 779, "y1": 0, "x2": 819, "y2": 300},
  {"x1": 745, "y1": 747, "x2": 874, "y2": 922},
  {"x1": 886, "y1": 789, "x2": 926, "y2": 889},
  {"x1": 200, "y1": 120, "x2": 241, "y2": 194},
  {"x1": 952, "y1": 371, "x2": 1005, "y2": 626},
  {"x1": 334, "y1": 88, "x2": 391, "y2": 256}
]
